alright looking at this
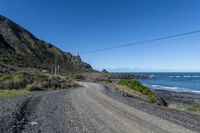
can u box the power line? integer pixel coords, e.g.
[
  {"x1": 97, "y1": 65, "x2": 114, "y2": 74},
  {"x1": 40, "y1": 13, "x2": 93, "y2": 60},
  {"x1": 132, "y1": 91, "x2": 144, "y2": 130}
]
[{"x1": 79, "y1": 29, "x2": 200, "y2": 54}]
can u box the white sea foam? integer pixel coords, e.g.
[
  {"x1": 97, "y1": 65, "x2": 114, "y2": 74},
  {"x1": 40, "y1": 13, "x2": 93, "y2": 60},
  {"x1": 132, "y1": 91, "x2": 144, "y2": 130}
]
[
  {"x1": 152, "y1": 85, "x2": 181, "y2": 90},
  {"x1": 169, "y1": 75, "x2": 200, "y2": 78},
  {"x1": 169, "y1": 76, "x2": 181, "y2": 78},
  {"x1": 151, "y1": 85, "x2": 200, "y2": 93},
  {"x1": 190, "y1": 90, "x2": 200, "y2": 93},
  {"x1": 183, "y1": 75, "x2": 200, "y2": 78}
]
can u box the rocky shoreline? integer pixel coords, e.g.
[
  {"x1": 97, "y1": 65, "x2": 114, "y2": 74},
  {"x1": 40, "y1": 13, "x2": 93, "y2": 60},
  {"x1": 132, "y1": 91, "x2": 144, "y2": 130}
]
[
  {"x1": 78, "y1": 72, "x2": 150, "y2": 82},
  {"x1": 154, "y1": 89, "x2": 200, "y2": 112}
]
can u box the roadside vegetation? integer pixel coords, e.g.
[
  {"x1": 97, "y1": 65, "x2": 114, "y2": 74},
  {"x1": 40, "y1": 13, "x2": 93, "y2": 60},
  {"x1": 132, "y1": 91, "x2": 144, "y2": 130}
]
[
  {"x1": 115, "y1": 80, "x2": 156, "y2": 103},
  {"x1": 72, "y1": 74, "x2": 85, "y2": 80},
  {"x1": 0, "y1": 72, "x2": 28, "y2": 90},
  {"x1": 0, "y1": 71, "x2": 76, "y2": 97},
  {"x1": 105, "y1": 79, "x2": 112, "y2": 84},
  {"x1": 187, "y1": 104, "x2": 200, "y2": 113},
  {"x1": 0, "y1": 89, "x2": 29, "y2": 97}
]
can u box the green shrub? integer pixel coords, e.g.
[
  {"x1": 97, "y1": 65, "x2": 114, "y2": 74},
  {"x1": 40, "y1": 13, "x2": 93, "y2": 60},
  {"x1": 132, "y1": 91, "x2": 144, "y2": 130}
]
[
  {"x1": 27, "y1": 82, "x2": 44, "y2": 91},
  {"x1": 118, "y1": 80, "x2": 156, "y2": 103},
  {"x1": 0, "y1": 71, "x2": 76, "y2": 93},
  {"x1": 187, "y1": 104, "x2": 200, "y2": 113},
  {"x1": 0, "y1": 73, "x2": 13, "y2": 80},
  {"x1": 0, "y1": 72, "x2": 28, "y2": 90},
  {"x1": 0, "y1": 72, "x2": 25, "y2": 81},
  {"x1": 27, "y1": 75, "x2": 76, "y2": 91},
  {"x1": 73, "y1": 74, "x2": 84, "y2": 80},
  {"x1": 105, "y1": 79, "x2": 112, "y2": 84},
  {"x1": 65, "y1": 77, "x2": 76, "y2": 87}
]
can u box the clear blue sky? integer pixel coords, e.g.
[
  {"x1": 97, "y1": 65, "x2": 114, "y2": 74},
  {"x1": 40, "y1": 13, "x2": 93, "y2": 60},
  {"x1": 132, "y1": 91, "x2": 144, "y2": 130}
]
[{"x1": 1, "y1": 0, "x2": 200, "y2": 72}]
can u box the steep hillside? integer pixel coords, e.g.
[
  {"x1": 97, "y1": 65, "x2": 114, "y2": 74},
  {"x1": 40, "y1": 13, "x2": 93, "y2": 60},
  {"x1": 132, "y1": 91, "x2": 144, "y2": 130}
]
[{"x1": 0, "y1": 15, "x2": 92, "y2": 73}]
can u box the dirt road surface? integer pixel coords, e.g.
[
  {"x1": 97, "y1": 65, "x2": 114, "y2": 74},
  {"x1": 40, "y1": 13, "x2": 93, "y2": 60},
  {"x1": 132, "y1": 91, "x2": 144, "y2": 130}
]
[{"x1": 0, "y1": 82, "x2": 199, "y2": 133}]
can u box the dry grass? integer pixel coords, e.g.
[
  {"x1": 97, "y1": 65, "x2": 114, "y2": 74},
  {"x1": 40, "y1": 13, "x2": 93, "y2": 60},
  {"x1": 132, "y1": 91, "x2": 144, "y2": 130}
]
[
  {"x1": 26, "y1": 75, "x2": 76, "y2": 91},
  {"x1": 116, "y1": 80, "x2": 156, "y2": 103},
  {"x1": 0, "y1": 89, "x2": 29, "y2": 97},
  {"x1": 113, "y1": 84, "x2": 148, "y2": 100},
  {"x1": 0, "y1": 71, "x2": 77, "y2": 96}
]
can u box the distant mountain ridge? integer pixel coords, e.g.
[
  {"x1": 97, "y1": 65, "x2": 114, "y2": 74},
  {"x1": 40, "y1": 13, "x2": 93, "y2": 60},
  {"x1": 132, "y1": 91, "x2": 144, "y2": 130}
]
[{"x1": 0, "y1": 15, "x2": 93, "y2": 73}]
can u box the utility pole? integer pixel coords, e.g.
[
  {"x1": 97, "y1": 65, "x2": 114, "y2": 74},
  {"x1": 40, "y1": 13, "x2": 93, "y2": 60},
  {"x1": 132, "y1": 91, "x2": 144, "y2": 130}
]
[
  {"x1": 57, "y1": 65, "x2": 60, "y2": 75},
  {"x1": 54, "y1": 55, "x2": 57, "y2": 76}
]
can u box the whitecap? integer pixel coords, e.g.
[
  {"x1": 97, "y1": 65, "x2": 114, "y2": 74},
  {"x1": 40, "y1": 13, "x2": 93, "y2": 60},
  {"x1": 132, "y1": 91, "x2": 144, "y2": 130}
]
[
  {"x1": 183, "y1": 75, "x2": 200, "y2": 78},
  {"x1": 169, "y1": 76, "x2": 181, "y2": 78},
  {"x1": 151, "y1": 84, "x2": 200, "y2": 93}
]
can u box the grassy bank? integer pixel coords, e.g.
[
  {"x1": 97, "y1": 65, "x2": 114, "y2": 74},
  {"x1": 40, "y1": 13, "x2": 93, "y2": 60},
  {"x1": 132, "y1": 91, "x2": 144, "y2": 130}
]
[
  {"x1": 0, "y1": 71, "x2": 76, "y2": 97},
  {"x1": 116, "y1": 80, "x2": 156, "y2": 103},
  {"x1": 0, "y1": 89, "x2": 29, "y2": 97}
]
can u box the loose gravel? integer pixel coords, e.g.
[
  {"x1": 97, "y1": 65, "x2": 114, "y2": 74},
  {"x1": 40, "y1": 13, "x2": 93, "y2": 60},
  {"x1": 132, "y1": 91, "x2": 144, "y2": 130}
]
[{"x1": 0, "y1": 82, "x2": 199, "y2": 133}]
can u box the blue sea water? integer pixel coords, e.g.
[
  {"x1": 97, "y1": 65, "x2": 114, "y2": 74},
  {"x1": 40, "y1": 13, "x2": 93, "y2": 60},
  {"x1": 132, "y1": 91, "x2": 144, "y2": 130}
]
[{"x1": 132, "y1": 73, "x2": 200, "y2": 93}]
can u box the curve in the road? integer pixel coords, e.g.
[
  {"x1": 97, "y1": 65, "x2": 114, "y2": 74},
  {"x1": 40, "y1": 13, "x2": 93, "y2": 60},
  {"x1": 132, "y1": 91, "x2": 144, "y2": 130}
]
[{"x1": 1, "y1": 82, "x2": 199, "y2": 133}]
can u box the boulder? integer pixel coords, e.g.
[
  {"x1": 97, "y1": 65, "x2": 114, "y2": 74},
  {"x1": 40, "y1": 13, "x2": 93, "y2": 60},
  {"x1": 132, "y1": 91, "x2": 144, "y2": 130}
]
[{"x1": 156, "y1": 97, "x2": 168, "y2": 107}]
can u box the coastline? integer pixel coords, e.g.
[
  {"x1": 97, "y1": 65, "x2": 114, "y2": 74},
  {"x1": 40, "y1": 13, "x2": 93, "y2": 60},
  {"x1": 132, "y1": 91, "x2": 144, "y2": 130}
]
[{"x1": 154, "y1": 89, "x2": 200, "y2": 111}]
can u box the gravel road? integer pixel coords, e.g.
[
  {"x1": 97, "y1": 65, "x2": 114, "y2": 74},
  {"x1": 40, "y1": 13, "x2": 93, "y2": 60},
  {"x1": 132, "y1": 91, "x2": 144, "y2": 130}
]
[{"x1": 0, "y1": 82, "x2": 200, "y2": 133}]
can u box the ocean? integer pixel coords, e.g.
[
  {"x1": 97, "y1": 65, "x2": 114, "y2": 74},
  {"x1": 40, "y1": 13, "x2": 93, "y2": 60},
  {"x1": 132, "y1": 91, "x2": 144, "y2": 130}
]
[{"x1": 132, "y1": 72, "x2": 200, "y2": 93}]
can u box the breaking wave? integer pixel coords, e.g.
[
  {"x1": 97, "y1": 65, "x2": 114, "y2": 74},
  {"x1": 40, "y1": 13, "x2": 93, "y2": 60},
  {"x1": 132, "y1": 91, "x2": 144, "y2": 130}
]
[
  {"x1": 151, "y1": 85, "x2": 200, "y2": 93},
  {"x1": 169, "y1": 75, "x2": 200, "y2": 78}
]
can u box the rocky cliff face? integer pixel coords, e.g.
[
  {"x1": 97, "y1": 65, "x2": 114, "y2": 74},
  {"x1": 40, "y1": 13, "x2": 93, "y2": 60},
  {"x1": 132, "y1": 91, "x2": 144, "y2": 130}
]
[{"x1": 0, "y1": 15, "x2": 93, "y2": 73}]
